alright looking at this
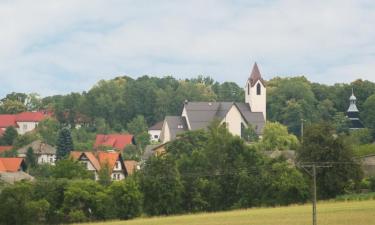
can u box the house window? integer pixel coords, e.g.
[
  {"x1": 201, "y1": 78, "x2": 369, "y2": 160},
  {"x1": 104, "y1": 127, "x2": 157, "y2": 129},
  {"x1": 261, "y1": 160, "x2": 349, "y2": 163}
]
[
  {"x1": 177, "y1": 124, "x2": 183, "y2": 129},
  {"x1": 247, "y1": 83, "x2": 250, "y2": 95},
  {"x1": 257, "y1": 83, "x2": 261, "y2": 95},
  {"x1": 154, "y1": 135, "x2": 159, "y2": 139},
  {"x1": 23, "y1": 124, "x2": 27, "y2": 130}
]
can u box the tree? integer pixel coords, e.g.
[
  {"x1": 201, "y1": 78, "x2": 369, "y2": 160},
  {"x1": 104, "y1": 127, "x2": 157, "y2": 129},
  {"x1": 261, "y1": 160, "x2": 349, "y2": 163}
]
[
  {"x1": 108, "y1": 178, "x2": 143, "y2": 219},
  {"x1": 25, "y1": 147, "x2": 37, "y2": 169},
  {"x1": 52, "y1": 158, "x2": 93, "y2": 179},
  {"x1": 242, "y1": 125, "x2": 259, "y2": 142},
  {"x1": 350, "y1": 128, "x2": 373, "y2": 145},
  {"x1": 297, "y1": 123, "x2": 363, "y2": 199},
  {"x1": 36, "y1": 118, "x2": 60, "y2": 146},
  {"x1": 140, "y1": 155, "x2": 183, "y2": 216},
  {"x1": 56, "y1": 127, "x2": 74, "y2": 160},
  {"x1": 0, "y1": 99, "x2": 27, "y2": 114},
  {"x1": 1, "y1": 126, "x2": 18, "y2": 145},
  {"x1": 362, "y1": 93, "x2": 375, "y2": 137},
  {"x1": 12, "y1": 132, "x2": 39, "y2": 149},
  {"x1": 98, "y1": 163, "x2": 112, "y2": 186},
  {"x1": 332, "y1": 112, "x2": 350, "y2": 134},
  {"x1": 127, "y1": 115, "x2": 150, "y2": 149},
  {"x1": 260, "y1": 122, "x2": 299, "y2": 151}
]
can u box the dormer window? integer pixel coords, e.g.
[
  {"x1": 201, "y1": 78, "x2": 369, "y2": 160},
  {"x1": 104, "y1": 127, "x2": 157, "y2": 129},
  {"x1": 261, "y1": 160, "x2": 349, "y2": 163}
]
[{"x1": 257, "y1": 83, "x2": 261, "y2": 95}]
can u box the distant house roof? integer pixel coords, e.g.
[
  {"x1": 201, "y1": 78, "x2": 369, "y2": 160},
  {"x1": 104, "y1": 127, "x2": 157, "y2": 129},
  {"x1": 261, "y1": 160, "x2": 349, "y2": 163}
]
[
  {"x1": 0, "y1": 146, "x2": 13, "y2": 154},
  {"x1": 94, "y1": 134, "x2": 134, "y2": 150},
  {"x1": 149, "y1": 121, "x2": 164, "y2": 131},
  {"x1": 0, "y1": 115, "x2": 18, "y2": 128},
  {"x1": 0, "y1": 111, "x2": 48, "y2": 128},
  {"x1": 0, "y1": 171, "x2": 34, "y2": 184},
  {"x1": 183, "y1": 102, "x2": 265, "y2": 135},
  {"x1": 0, "y1": 158, "x2": 25, "y2": 172},
  {"x1": 124, "y1": 160, "x2": 138, "y2": 175},
  {"x1": 70, "y1": 151, "x2": 127, "y2": 174},
  {"x1": 17, "y1": 140, "x2": 56, "y2": 155},
  {"x1": 163, "y1": 116, "x2": 188, "y2": 141}
]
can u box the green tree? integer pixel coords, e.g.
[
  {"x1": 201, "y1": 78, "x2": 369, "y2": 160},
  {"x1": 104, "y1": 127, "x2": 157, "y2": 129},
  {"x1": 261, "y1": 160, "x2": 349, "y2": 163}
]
[
  {"x1": 108, "y1": 178, "x2": 143, "y2": 219},
  {"x1": 260, "y1": 122, "x2": 299, "y2": 151},
  {"x1": 98, "y1": 162, "x2": 112, "y2": 186},
  {"x1": 52, "y1": 158, "x2": 93, "y2": 179},
  {"x1": 140, "y1": 155, "x2": 183, "y2": 216},
  {"x1": 297, "y1": 123, "x2": 363, "y2": 199},
  {"x1": 36, "y1": 118, "x2": 60, "y2": 146},
  {"x1": 12, "y1": 131, "x2": 39, "y2": 149},
  {"x1": 362, "y1": 93, "x2": 375, "y2": 137},
  {"x1": 25, "y1": 147, "x2": 37, "y2": 169},
  {"x1": 333, "y1": 112, "x2": 351, "y2": 134},
  {"x1": 1, "y1": 126, "x2": 18, "y2": 145},
  {"x1": 0, "y1": 99, "x2": 27, "y2": 114},
  {"x1": 127, "y1": 115, "x2": 150, "y2": 149},
  {"x1": 56, "y1": 127, "x2": 74, "y2": 160}
]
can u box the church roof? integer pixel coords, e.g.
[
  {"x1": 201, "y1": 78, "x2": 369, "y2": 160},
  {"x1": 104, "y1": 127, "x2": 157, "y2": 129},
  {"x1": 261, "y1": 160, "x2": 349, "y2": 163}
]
[
  {"x1": 248, "y1": 63, "x2": 266, "y2": 87},
  {"x1": 182, "y1": 102, "x2": 265, "y2": 134}
]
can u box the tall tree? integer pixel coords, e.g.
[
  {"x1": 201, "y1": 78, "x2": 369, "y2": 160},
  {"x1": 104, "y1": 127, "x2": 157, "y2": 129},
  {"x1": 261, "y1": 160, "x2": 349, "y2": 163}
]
[
  {"x1": 362, "y1": 93, "x2": 375, "y2": 137},
  {"x1": 25, "y1": 147, "x2": 37, "y2": 169},
  {"x1": 127, "y1": 115, "x2": 150, "y2": 149},
  {"x1": 1, "y1": 126, "x2": 18, "y2": 145},
  {"x1": 297, "y1": 123, "x2": 363, "y2": 199},
  {"x1": 56, "y1": 127, "x2": 74, "y2": 160}
]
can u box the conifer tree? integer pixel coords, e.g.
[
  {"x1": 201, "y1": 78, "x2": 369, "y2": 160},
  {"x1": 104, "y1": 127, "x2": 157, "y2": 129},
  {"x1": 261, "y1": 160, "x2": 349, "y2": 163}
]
[
  {"x1": 56, "y1": 127, "x2": 74, "y2": 160},
  {"x1": 25, "y1": 147, "x2": 37, "y2": 169}
]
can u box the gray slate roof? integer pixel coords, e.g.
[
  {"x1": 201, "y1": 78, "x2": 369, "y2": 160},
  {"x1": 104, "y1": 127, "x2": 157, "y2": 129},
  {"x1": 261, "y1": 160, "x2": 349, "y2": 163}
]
[
  {"x1": 149, "y1": 121, "x2": 164, "y2": 130},
  {"x1": 164, "y1": 116, "x2": 188, "y2": 140},
  {"x1": 17, "y1": 140, "x2": 56, "y2": 155},
  {"x1": 183, "y1": 102, "x2": 265, "y2": 134},
  {"x1": 0, "y1": 171, "x2": 34, "y2": 184}
]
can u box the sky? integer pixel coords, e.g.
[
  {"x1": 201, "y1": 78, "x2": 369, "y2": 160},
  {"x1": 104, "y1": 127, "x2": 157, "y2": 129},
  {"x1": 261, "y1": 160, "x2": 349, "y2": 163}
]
[{"x1": 0, "y1": 0, "x2": 375, "y2": 98}]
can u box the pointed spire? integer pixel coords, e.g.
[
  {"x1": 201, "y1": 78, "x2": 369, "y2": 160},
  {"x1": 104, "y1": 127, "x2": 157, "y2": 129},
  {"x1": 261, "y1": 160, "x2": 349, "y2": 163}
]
[{"x1": 248, "y1": 62, "x2": 265, "y2": 87}]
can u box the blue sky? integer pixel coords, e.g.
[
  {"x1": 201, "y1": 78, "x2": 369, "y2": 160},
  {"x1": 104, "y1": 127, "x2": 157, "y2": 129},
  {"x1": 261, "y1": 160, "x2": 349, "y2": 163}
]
[{"x1": 1, "y1": 0, "x2": 375, "y2": 98}]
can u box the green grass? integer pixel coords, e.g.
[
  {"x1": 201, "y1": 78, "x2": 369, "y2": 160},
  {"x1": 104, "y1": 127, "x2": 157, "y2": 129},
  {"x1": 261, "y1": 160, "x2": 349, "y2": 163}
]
[{"x1": 76, "y1": 200, "x2": 375, "y2": 225}]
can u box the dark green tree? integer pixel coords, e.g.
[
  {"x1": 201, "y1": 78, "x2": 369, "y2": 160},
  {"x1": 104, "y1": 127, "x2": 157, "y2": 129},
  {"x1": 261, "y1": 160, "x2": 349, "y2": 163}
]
[
  {"x1": 127, "y1": 115, "x2": 150, "y2": 149},
  {"x1": 52, "y1": 158, "x2": 93, "y2": 179},
  {"x1": 297, "y1": 123, "x2": 363, "y2": 199},
  {"x1": 1, "y1": 126, "x2": 18, "y2": 145},
  {"x1": 362, "y1": 93, "x2": 375, "y2": 138},
  {"x1": 56, "y1": 127, "x2": 74, "y2": 160},
  {"x1": 25, "y1": 147, "x2": 37, "y2": 169}
]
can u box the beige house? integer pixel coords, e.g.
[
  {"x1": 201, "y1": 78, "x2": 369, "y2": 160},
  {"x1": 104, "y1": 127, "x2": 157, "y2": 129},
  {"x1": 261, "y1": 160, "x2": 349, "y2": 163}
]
[
  {"x1": 160, "y1": 63, "x2": 266, "y2": 143},
  {"x1": 148, "y1": 121, "x2": 163, "y2": 142},
  {"x1": 17, "y1": 140, "x2": 56, "y2": 165}
]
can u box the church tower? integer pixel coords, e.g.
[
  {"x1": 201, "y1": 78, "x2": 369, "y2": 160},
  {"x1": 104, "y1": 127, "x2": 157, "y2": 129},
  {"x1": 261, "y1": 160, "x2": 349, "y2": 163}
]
[
  {"x1": 245, "y1": 63, "x2": 266, "y2": 120},
  {"x1": 347, "y1": 88, "x2": 364, "y2": 129}
]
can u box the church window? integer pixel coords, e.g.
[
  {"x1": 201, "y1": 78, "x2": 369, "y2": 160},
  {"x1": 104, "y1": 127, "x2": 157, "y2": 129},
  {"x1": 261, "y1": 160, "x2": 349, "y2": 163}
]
[
  {"x1": 257, "y1": 83, "x2": 261, "y2": 95},
  {"x1": 247, "y1": 83, "x2": 250, "y2": 95}
]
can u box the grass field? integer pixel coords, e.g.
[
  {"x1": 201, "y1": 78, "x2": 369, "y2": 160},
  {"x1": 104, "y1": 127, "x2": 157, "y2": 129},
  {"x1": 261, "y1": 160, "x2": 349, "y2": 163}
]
[{"x1": 77, "y1": 200, "x2": 375, "y2": 225}]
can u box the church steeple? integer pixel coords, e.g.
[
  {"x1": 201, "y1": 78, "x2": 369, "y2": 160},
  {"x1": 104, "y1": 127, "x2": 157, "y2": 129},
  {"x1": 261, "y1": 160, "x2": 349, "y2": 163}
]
[
  {"x1": 347, "y1": 88, "x2": 363, "y2": 129},
  {"x1": 245, "y1": 62, "x2": 266, "y2": 120}
]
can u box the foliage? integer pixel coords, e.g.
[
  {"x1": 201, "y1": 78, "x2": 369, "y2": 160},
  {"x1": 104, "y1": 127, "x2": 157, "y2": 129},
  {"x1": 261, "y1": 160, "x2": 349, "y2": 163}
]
[
  {"x1": 122, "y1": 144, "x2": 141, "y2": 161},
  {"x1": 56, "y1": 127, "x2": 74, "y2": 160},
  {"x1": 108, "y1": 178, "x2": 143, "y2": 219},
  {"x1": 36, "y1": 118, "x2": 60, "y2": 146},
  {"x1": 12, "y1": 132, "x2": 39, "y2": 149},
  {"x1": 259, "y1": 122, "x2": 299, "y2": 150},
  {"x1": 242, "y1": 125, "x2": 259, "y2": 142},
  {"x1": 140, "y1": 155, "x2": 183, "y2": 215},
  {"x1": 52, "y1": 158, "x2": 94, "y2": 180},
  {"x1": 332, "y1": 112, "x2": 351, "y2": 134},
  {"x1": 25, "y1": 147, "x2": 37, "y2": 169},
  {"x1": 98, "y1": 162, "x2": 112, "y2": 186},
  {"x1": 350, "y1": 128, "x2": 373, "y2": 145},
  {"x1": 0, "y1": 99, "x2": 27, "y2": 114},
  {"x1": 362, "y1": 93, "x2": 375, "y2": 137},
  {"x1": 353, "y1": 144, "x2": 375, "y2": 157},
  {"x1": 297, "y1": 123, "x2": 363, "y2": 199},
  {"x1": 0, "y1": 126, "x2": 18, "y2": 145},
  {"x1": 127, "y1": 115, "x2": 150, "y2": 149}
]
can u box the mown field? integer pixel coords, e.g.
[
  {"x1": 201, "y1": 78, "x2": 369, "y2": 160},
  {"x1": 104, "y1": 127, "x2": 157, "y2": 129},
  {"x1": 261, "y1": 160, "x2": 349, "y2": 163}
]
[{"x1": 76, "y1": 200, "x2": 375, "y2": 225}]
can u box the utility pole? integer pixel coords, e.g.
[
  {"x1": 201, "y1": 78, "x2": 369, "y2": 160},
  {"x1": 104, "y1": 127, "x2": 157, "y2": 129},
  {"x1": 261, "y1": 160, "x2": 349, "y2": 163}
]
[{"x1": 298, "y1": 163, "x2": 331, "y2": 225}]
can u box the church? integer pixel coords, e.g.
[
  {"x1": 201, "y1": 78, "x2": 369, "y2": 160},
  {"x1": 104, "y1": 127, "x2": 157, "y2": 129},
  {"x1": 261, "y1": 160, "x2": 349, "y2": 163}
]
[
  {"x1": 347, "y1": 89, "x2": 364, "y2": 129},
  {"x1": 160, "y1": 63, "x2": 267, "y2": 143}
]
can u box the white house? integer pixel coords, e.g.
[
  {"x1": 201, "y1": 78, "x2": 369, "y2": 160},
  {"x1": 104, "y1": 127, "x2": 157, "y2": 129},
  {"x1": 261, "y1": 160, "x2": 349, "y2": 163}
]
[
  {"x1": 148, "y1": 121, "x2": 163, "y2": 142},
  {"x1": 17, "y1": 140, "x2": 56, "y2": 165},
  {"x1": 70, "y1": 151, "x2": 128, "y2": 181},
  {"x1": 160, "y1": 63, "x2": 266, "y2": 143},
  {"x1": 0, "y1": 111, "x2": 48, "y2": 135}
]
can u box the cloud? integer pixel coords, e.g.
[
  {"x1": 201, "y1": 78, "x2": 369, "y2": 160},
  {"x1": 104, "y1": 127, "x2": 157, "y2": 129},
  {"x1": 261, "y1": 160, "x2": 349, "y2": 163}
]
[{"x1": 0, "y1": 0, "x2": 374, "y2": 97}]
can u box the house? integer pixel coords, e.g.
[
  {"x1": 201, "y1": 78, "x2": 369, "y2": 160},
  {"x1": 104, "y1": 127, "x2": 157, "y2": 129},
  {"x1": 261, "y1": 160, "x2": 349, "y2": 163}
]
[
  {"x1": 160, "y1": 63, "x2": 266, "y2": 143},
  {"x1": 347, "y1": 89, "x2": 364, "y2": 129},
  {"x1": 142, "y1": 143, "x2": 168, "y2": 161},
  {"x1": 0, "y1": 157, "x2": 26, "y2": 172},
  {"x1": 359, "y1": 154, "x2": 375, "y2": 177},
  {"x1": 124, "y1": 160, "x2": 139, "y2": 175},
  {"x1": 0, "y1": 111, "x2": 48, "y2": 135},
  {"x1": 70, "y1": 151, "x2": 128, "y2": 181},
  {"x1": 16, "y1": 140, "x2": 56, "y2": 165},
  {"x1": 94, "y1": 134, "x2": 135, "y2": 151},
  {"x1": 148, "y1": 121, "x2": 163, "y2": 142}
]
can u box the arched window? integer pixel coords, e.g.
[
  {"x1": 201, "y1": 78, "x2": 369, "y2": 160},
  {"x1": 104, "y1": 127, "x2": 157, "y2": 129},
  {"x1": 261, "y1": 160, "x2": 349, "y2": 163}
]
[
  {"x1": 247, "y1": 83, "x2": 250, "y2": 95},
  {"x1": 257, "y1": 83, "x2": 261, "y2": 95}
]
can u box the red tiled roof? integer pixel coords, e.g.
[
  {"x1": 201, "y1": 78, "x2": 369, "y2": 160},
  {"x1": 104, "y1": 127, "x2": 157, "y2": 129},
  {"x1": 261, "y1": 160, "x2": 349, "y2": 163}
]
[
  {"x1": 0, "y1": 146, "x2": 13, "y2": 154},
  {"x1": 0, "y1": 158, "x2": 24, "y2": 172},
  {"x1": 0, "y1": 115, "x2": 17, "y2": 128},
  {"x1": 94, "y1": 134, "x2": 134, "y2": 150},
  {"x1": 70, "y1": 151, "x2": 83, "y2": 160},
  {"x1": 70, "y1": 151, "x2": 123, "y2": 172},
  {"x1": 248, "y1": 62, "x2": 266, "y2": 87},
  {"x1": 124, "y1": 160, "x2": 138, "y2": 175},
  {"x1": 84, "y1": 152, "x2": 101, "y2": 171},
  {"x1": 16, "y1": 112, "x2": 47, "y2": 122},
  {"x1": 97, "y1": 151, "x2": 120, "y2": 171}
]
